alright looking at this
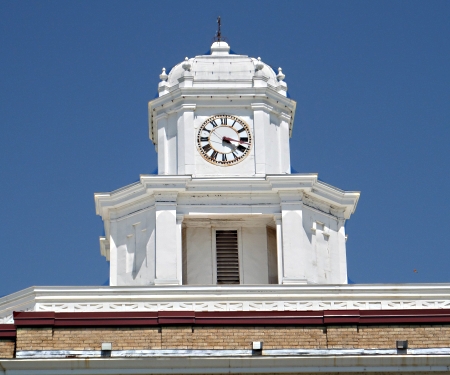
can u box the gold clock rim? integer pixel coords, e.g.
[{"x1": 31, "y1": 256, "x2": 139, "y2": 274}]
[{"x1": 197, "y1": 114, "x2": 252, "y2": 166}]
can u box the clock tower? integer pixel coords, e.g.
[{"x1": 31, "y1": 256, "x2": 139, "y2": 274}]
[
  {"x1": 150, "y1": 41, "x2": 293, "y2": 177},
  {"x1": 95, "y1": 40, "x2": 359, "y2": 287}
]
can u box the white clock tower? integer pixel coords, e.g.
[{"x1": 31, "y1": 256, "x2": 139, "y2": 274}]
[{"x1": 95, "y1": 40, "x2": 359, "y2": 287}]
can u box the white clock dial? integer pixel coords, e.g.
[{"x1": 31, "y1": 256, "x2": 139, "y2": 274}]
[{"x1": 197, "y1": 115, "x2": 252, "y2": 166}]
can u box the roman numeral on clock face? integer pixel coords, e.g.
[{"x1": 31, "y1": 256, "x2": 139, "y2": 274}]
[{"x1": 197, "y1": 115, "x2": 251, "y2": 166}]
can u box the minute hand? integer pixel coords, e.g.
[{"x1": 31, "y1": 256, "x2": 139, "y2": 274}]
[{"x1": 223, "y1": 136, "x2": 249, "y2": 145}]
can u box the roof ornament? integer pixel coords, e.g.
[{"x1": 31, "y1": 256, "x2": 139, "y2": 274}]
[
  {"x1": 213, "y1": 16, "x2": 228, "y2": 43},
  {"x1": 158, "y1": 68, "x2": 170, "y2": 96},
  {"x1": 159, "y1": 67, "x2": 168, "y2": 81},
  {"x1": 182, "y1": 57, "x2": 191, "y2": 71},
  {"x1": 255, "y1": 57, "x2": 264, "y2": 71},
  {"x1": 214, "y1": 16, "x2": 222, "y2": 42},
  {"x1": 277, "y1": 67, "x2": 285, "y2": 81}
]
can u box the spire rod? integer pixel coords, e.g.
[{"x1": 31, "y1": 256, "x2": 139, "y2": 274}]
[{"x1": 214, "y1": 16, "x2": 223, "y2": 42}]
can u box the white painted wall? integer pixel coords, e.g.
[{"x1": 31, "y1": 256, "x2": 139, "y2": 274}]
[
  {"x1": 109, "y1": 206, "x2": 156, "y2": 286},
  {"x1": 241, "y1": 227, "x2": 269, "y2": 284},
  {"x1": 103, "y1": 182, "x2": 352, "y2": 286},
  {"x1": 185, "y1": 227, "x2": 213, "y2": 284},
  {"x1": 154, "y1": 102, "x2": 293, "y2": 178},
  {"x1": 184, "y1": 223, "x2": 270, "y2": 285}
]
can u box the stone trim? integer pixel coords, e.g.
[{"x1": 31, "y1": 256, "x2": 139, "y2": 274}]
[{"x1": 15, "y1": 347, "x2": 450, "y2": 359}]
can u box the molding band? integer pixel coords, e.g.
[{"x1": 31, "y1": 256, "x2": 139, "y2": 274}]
[
  {"x1": 15, "y1": 347, "x2": 450, "y2": 359},
  {"x1": 11, "y1": 309, "x2": 450, "y2": 328}
]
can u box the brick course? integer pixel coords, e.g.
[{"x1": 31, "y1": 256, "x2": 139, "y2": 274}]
[
  {"x1": 327, "y1": 325, "x2": 450, "y2": 349},
  {"x1": 161, "y1": 326, "x2": 326, "y2": 349},
  {"x1": 14, "y1": 324, "x2": 450, "y2": 352},
  {"x1": 16, "y1": 327, "x2": 160, "y2": 351},
  {"x1": 0, "y1": 340, "x2": 15, "y2": 358}
]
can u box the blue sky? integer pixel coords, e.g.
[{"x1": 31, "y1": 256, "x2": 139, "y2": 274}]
[{"x1": 1, "y1": 1, "x2": 449, "y2": 297}]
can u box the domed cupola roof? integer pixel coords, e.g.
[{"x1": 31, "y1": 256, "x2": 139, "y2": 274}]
[{"x1": 157, "y1": 41, "x2": 287, "y2": 96}]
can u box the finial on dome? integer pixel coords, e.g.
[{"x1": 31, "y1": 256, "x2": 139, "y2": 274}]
[
  {"x1": 215, "y1": 16, "x2": 222, "y2": 42},
  {"x1": 277, "y1": 67, "x2": 285, "y2": 81},
  {"x1": 255, "y1": 57, "x2": 264, "y2": 71},
  {"x1": 159, "y1": 68, "x2": 168, "y2": 81},
  {"x1": 182, "y1": 57, "x2": 191, "y2": 71}
]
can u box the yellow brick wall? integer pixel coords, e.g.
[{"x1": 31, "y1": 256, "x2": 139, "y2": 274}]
[
  {"x1": 0, "y1": 340, "x2": 15, "y2": 358},
  {"x1": 161, "y1": 326, "x2": 326, "y2": 349},
  {"x1": 15, "y1": 324, "x2": 450, "y2": 352},
  {"x1": 327, "y1": 325, "x2": 450, "y2": 349},
  {"x1": 16, "y1": 327, "x2": 160, "y2": 351}
]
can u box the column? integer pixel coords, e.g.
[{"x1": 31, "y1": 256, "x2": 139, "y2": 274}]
[{"x1": 154, "y1": 192, "x2": 181, "y2": 285}]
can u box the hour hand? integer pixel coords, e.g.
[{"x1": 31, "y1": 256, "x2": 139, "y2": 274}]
[{"x1": 223, "y1": 136, "x2": 248, "y2": 145}]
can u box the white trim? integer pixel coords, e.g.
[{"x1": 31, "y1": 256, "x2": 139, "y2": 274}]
[
  {"x1": 16, "y1": 347, "x2": 450, "y2": 359},
  {"x1": 3, "y1": 284, "x2": 450, "y2": 324},
  {"x1": 2, "y1": 354, "x2": 450, "y2": 374}
]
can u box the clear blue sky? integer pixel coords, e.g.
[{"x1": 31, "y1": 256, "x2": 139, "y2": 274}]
[{"x1": 1, "y1": 1, "x2": 449, "y2": 297}]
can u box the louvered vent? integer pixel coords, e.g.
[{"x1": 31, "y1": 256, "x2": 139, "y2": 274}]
[{"x1": 216, "y1": 230, "x2": 240, "y2": 284}]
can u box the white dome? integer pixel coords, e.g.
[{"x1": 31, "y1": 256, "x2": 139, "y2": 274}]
[{"x1": 165, "y1": 42, "x2": 279, "y2": 89}]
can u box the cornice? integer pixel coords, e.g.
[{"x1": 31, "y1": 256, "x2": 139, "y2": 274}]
[
  {"x1": 148, "y1": 87, "x2": 296, "y2": 145},
  {"x1": 2, "y1": 284, "x2": 450, "y2": 324},
  {"x1": 94, "y1": 174, "x2": 358, "y2": 220},
  {"x1": 95, "y1": 175, "x2": 191, "y2": 218},
  {"x1": 150, "y1": 87, "x2": 294, "y2": 109},
  {"x1": 312, "y1": 181, "x2": 360, "y2": 218},
  {"x1": 266, "y1": 174, "x2": 317, "y2": 191}
]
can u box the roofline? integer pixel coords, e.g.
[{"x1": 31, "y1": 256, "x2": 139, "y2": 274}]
[{"x1": 1, "y1": 354, "x2": 450, "y2": 374}]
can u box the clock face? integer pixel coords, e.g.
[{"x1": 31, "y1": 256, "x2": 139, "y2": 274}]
[{"x1": 197, "y1": 115, "x2": 252, "y2": 166}]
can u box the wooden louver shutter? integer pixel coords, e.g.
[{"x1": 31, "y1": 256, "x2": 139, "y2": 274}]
[{"x1": 216, "y1": 230, "x2": 240, "y2": 284}]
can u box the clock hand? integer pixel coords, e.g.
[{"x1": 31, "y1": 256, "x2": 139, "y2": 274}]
[
  {"x1": 222, "y1": 136, "x2": 249, "y2": 145},
  {"x1": 211, "y1": 131, "x2": 224, "y2": 141}
]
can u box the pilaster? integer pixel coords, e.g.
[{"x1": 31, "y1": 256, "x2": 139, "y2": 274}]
[
  {"x1": 154, "y1": 192, "x2": 180, "y2": 285},
  {"x1": 274, "y1": 214, "x2": 284, "y2": 285},
  {"x1": 177, "y1": 104, "x2": 196, "y2": 175},
  {"x1": 251, "y1": 104, "x2": 270, "y2": 176},
  {"x1": 279, "y1": 112, "x2": 291, "y2": 174},
  {"x1": 176, "y1": 214, "x2": 184, "y2": 284},
  {"x1": 337, "y1": 218, "x2": 348, "y2": 284},
  {"x1": 156, "y1": 113, "x2": 169, "y2": 175},
  {"x1": 279, "y1": 191, "x2": 308, "y2": 285}
]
